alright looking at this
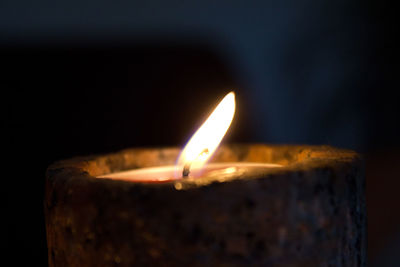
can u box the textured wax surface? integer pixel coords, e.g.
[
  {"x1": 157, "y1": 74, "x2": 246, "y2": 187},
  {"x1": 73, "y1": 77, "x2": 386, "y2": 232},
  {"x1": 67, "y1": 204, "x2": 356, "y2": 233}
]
[{"x1": 45, "y1": 144, "x2": 365, "y2": 266}]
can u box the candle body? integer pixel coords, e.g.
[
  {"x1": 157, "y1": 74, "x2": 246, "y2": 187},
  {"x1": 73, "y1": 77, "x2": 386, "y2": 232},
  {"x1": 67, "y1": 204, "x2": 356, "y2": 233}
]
[{"x1": 45, "y1": 145, "x2": 366, "y2": 266}]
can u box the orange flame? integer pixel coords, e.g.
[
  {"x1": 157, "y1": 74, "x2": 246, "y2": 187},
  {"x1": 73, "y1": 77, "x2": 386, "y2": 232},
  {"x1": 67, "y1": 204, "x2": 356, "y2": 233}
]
[{"x1": 176, "y1": 92, "x2": 236, "y2": 177}]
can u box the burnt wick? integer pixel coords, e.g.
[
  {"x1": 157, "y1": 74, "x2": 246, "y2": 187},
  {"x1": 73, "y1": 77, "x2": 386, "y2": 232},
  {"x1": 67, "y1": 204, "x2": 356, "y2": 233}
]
[
  {"x1": 182, "y1": 148, "x2": 209, "y2": 178},
  {"x1": 182, "y1": 163, "x2": 191, "y2": 177}
]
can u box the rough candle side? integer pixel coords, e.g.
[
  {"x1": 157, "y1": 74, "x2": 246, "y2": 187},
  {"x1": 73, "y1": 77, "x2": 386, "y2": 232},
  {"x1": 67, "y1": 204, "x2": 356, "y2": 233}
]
[{"x1": 45, "y1": 144, "x2": 366, "y2": 267}]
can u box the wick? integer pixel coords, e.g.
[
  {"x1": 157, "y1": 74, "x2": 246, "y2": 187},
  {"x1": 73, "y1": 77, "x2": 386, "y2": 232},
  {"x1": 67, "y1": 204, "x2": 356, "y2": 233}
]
[
  {"x1": 182, "y1": 148, "x2": 209, "y2": 178},
  {"x1": 182, "y1": 163, "x2": 191, "y2": 177}
]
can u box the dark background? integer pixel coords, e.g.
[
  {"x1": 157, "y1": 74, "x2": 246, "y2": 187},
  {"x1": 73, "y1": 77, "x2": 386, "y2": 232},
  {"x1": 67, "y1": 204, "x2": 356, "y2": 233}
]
[{"x1": 3, "y1": 0, "x2": 398, "y2": 266}]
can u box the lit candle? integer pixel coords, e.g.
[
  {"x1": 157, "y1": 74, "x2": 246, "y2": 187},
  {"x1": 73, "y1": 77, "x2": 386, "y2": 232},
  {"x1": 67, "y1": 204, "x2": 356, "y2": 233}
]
[
  {"x1": 97, "y1": 92, "x2": 281, "y2": 182},
  {"x1": 46, "y1": 120, "x2": 365, "y2": 266}
]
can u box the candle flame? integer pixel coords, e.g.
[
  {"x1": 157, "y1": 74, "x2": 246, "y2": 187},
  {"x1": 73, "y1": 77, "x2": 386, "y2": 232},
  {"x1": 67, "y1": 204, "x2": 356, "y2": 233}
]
[{"x1": 176, "y1": 92, "x2": 236, "y2": 177}]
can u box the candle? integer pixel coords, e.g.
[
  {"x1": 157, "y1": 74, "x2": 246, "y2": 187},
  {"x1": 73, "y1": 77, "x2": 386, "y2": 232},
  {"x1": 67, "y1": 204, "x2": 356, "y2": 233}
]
[
  {"x1": 45, "y1": 93, "x2": 366, "y2": 266},
  {"x1": 97, "y1": 92, "x2": 281, "y2": 182},
  {"x1": 46, "y1": 144, "x2": 365, "y2": 266}
]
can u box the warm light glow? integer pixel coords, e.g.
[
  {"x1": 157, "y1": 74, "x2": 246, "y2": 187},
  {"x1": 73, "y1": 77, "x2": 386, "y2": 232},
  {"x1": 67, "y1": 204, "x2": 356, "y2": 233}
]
[{"x1": 176, "y1": 92, "x2": 236, "y2": 177}]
